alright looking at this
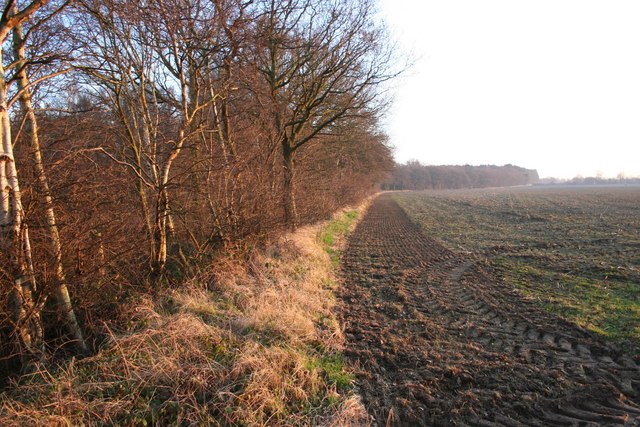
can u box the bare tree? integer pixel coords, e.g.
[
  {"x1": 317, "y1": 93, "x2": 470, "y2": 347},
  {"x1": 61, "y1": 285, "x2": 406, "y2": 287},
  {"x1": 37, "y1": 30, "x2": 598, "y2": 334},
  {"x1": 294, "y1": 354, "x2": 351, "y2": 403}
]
[
  {"x1": 77, "y1": 0, "x2": 232, "y2": 273},
  {"x1": 0, "y1": 0, "x2": 54, "y2": 356},
  {"x1": 253, "y1": 0, "x2": 397, "y2": 229},
  {"x1": 11, "y1": 2, "x2": 87, "y2": 352}
]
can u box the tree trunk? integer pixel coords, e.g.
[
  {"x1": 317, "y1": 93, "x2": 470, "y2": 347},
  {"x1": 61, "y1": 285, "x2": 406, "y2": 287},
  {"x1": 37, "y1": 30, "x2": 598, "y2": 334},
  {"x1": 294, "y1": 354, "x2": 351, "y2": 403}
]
[
  {"x1": 12, "y1": 22, "x2": 87, "y2": 353},
  {"x1": 153, "y1": 187, "x2": 169, "y2": 273},
  {"x1": 282, "y1": 142, "x2": 298, "y2": 230},
  {"x1": 137, "y1": 181, "x2": 156, "y2": 266},
  {"x1": 0, "y1": 50, "x2": 43, "y2": 356}
]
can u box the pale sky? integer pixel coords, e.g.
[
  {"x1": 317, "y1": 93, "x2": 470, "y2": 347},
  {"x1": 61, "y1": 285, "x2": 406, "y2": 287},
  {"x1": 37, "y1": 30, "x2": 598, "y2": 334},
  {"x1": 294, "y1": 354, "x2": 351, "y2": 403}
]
[{"x1": 379, "y1": 0, "x2": 640, "y2": 179}]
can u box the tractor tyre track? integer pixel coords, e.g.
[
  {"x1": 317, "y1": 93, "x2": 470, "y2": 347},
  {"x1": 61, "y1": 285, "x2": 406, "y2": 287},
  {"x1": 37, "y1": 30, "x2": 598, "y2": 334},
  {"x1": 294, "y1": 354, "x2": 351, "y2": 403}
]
[{"x1": 338, "y1": 194, "x2": 640, "y2": 426}]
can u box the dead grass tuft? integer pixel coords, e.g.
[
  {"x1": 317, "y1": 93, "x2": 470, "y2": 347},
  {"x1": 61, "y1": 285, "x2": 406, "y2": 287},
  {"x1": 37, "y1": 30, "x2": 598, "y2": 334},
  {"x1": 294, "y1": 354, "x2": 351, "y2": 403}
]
[{"x1": 0, "y1": 199, "x2": 373, "y2": 426}]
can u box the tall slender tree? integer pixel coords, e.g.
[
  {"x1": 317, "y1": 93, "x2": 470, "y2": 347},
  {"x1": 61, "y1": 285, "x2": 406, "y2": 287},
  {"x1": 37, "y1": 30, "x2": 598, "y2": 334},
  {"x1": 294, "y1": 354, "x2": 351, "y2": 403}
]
[
  {"x1": 11, "y1": 3, "x2": 86, "y2": 352},
  {"x1": 1, "y1": 0, "x2": 53, "y2": 356}
]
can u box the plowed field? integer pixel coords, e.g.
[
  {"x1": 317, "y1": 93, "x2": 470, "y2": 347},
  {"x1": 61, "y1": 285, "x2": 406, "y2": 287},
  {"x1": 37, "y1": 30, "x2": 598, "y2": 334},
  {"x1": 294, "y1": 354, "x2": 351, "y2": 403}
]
[{"x1": 338, "y1": 193, "x2": 640, "y2": 426}]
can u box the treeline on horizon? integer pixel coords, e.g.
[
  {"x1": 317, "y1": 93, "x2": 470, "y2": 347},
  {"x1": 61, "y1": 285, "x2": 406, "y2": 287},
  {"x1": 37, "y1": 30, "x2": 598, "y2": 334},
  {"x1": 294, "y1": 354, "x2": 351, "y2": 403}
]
[
  {"x1": 383, "y1": 161, "x2": 540, "y2": 190},
  {"x1": 538, "y1": 176, "x2": 640, "y2": 185},
  {"x1": 0, "y1": 0, "x2": 396, "y2": 375}
]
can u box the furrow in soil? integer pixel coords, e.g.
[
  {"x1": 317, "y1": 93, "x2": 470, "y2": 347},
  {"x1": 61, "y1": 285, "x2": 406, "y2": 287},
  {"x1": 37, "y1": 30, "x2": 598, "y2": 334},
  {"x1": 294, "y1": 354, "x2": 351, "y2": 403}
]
[{"x1": 338, "y1": 194, "x2": 640, "y2": 426}]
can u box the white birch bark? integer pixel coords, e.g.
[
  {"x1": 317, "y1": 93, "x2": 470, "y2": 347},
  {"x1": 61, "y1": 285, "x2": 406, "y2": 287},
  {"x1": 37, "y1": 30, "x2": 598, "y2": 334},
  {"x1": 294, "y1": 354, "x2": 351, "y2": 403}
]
[
  {"x1": 0, "y1": 42, "x2": 43, "y2": 355},
  {"x1": 12, "y1": 21, "x2": 87, "y2": 353}
]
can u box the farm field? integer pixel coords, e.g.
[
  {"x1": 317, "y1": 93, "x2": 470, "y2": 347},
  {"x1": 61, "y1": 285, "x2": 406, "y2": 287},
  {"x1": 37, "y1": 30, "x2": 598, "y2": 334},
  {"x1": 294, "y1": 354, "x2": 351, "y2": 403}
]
[
  {"x1": 394, "y1": 186, "x2": 640, "y2": 347},
  {"x1": 338, "y1": 192, "x2": 640, "y2": 425}
]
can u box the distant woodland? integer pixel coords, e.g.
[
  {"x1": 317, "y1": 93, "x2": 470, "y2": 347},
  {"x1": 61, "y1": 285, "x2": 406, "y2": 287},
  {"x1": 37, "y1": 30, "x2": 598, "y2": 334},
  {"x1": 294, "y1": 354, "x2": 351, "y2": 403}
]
[
  {"x1": 383, "y1": 161, "x2": 540, "y2": 190},
  {"x1": 539, "y1": 176, "x2": 640, "y2": 186},
  {"x1": 0, "y1": 0, "x2": 396, "y2": 375}
]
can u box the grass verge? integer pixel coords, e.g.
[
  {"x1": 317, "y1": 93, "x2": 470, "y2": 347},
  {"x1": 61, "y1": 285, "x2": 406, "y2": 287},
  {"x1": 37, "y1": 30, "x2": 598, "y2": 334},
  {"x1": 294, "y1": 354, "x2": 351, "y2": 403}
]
[
  {"x1": 319, "y1": 210, "x2": 359, "y2": 268},
  {"x1": 0, "y1": 206, "x2": 370, "y2": 426}
]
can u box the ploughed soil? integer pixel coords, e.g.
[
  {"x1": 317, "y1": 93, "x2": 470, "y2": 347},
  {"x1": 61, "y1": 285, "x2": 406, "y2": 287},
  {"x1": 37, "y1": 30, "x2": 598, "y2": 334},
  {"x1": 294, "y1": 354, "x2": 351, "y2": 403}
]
[{"x1": 338, "y1": 194, "x2": 640, "y2": 426}]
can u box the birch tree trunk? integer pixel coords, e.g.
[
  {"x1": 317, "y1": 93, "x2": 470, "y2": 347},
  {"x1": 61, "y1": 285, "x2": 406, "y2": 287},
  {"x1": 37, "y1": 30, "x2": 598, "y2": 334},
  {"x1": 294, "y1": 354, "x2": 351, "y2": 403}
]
[
  {"x1": 12, "y1": 21, "x2": 87, "y2": 353},
  {"x1": 0, "y1": 47, "x2": 44, "y2": 356},
  {"x1": 153, "y1": 127, "x2": 185, "y2": 273},
  {"x1": 154, "y1": 187, "x2": 170, "y2": 273}
]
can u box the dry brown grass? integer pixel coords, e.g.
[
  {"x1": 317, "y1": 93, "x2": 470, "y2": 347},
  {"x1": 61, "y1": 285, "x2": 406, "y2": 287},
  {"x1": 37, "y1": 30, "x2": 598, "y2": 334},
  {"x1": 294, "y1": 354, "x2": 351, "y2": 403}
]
[{"x1": 0, "y1": 201, "x2": 372, "y2": 426}]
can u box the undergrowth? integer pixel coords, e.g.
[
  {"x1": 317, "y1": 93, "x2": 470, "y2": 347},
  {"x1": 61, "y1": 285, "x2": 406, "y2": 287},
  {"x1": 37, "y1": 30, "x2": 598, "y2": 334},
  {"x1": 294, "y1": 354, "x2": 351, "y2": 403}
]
[{"x1": 0, "y1": 206, "x2": 370, "y2": 426}]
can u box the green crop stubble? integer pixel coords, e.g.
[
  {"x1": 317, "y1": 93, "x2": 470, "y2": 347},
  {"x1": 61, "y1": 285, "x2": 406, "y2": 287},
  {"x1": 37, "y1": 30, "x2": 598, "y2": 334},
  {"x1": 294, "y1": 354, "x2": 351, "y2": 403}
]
[{"x1": 394, "y1": 188, "x2": 640, "y2": 347}]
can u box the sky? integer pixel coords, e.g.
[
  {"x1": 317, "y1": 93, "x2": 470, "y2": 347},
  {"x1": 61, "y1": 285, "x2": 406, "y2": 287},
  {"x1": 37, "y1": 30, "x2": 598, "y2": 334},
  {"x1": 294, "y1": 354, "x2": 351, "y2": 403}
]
[{"x1": 378, "y1": 0, "x2": 640, "y2": 179}]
